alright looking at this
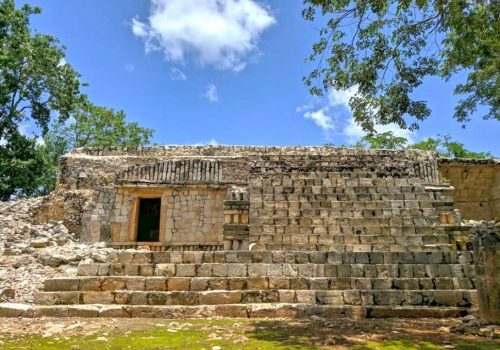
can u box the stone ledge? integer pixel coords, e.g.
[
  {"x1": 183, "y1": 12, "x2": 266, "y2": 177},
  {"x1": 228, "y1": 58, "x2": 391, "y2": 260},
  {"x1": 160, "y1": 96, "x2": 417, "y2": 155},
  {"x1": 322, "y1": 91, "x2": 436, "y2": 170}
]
[{"x1": 0, "y1": 303, "x2": 475, "y2": 319}]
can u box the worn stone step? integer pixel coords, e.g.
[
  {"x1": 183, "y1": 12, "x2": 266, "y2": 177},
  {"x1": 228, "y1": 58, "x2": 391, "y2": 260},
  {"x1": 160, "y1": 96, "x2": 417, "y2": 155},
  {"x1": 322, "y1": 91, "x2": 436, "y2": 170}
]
[
  {"x1": 109, "y1": 250, "x2": 473, "y2": 265},
  {"x1": 44, "y1": 276, "x2": 476, "y2": 292},
  {"x1": 77, "y1": 262, "x2": 475, "y2": 279},
  {"x1": 34, "y1": 289, "x2": 478, "y2": 307},
  {"x1": 258, "y1": 243, "x2": 453, "y2": 252},
  {"x1": 0, "y1": 302, "x2": 474, "y2": 319},
  {"x1": 248, "y1": 234, "x2": 452, "y2": 245}
]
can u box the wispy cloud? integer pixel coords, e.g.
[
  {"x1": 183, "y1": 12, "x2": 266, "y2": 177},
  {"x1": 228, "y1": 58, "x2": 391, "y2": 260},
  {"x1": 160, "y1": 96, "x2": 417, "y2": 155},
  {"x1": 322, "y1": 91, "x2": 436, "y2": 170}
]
[
  {"x1": 193, "y1": 138, "x2": 219, "y2": 146},
  {"x1": 303, "y1": 109, "x2": 334, "y2": 140},
  {"x1": 131, "y1": 0, "x2": 275, "y2": 72},
  {"x1": 170, "y1": 67, "x2": 187, "y2": 81},
  {"x1": 124, "y1": 63, "x2": 135, "y2": 72},
  {"x1": 297, "y1": 86, "x2": 416, "y2": 144},
  {"x1": 202, "y1": 83, "x2": 219, "y2": 103}
]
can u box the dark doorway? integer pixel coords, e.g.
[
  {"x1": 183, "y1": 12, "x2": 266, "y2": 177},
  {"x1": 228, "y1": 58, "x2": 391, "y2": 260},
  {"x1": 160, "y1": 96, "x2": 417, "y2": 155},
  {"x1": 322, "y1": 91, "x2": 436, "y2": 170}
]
[{"x1": 137, "y1": 198, "x2": 161, "y2": 242}]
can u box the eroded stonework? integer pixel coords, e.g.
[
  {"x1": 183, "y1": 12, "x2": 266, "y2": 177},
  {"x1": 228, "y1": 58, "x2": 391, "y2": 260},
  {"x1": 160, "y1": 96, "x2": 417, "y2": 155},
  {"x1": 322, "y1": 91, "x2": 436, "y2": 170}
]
[{"x1": 2, "y1": 145, "x2": 498, "y2": 320}]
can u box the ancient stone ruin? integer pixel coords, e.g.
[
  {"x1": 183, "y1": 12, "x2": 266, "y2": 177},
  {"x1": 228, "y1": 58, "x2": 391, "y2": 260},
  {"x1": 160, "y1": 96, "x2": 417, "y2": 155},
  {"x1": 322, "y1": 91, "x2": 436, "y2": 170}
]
[{"x1": 0, "y1": 146, "x2": 498, "y2": 320}]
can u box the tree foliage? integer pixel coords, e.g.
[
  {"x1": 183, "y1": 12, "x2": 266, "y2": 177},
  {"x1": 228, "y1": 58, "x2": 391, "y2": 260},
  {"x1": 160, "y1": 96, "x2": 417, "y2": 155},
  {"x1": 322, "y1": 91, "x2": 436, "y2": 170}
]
[
  {"x1": 0, "y1": 1, "x2": 154, "y2": 199},
  {"x1": 0, "y1": 0, "x2": 82, "y2": 139},
  {"x1": 358, "y1": 130, "x2": 408, "y2": 149},
  {"x1": 334, "y1": 131, "x2": 494, "y2": 159},
  {"x1": 303, "y1": 0, "x2": 500, "y2": 132}
]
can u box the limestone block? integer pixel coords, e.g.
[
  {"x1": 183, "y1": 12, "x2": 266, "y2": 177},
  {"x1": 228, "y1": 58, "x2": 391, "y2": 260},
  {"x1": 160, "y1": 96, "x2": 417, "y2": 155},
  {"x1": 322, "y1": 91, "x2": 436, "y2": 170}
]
[
  {"x1": 196, "y1": 263, "x2": 213, "y2": 277},
  {"x1": 77, "y1": 264, "x2": 98, "y2": 276},
  {"x1": 114, "y1": 291, "x2": 130, "y2": 304},
  {"x1": 229, "y1": 278, "x2": 246, "y2": 290},
  {"x1": 373, "y1": 291, "x2": 404, "y2": 306},
  {"x1": 126, "y1": 278, "x2": 145, "y2": 290},
  {"x1": 190, "y1": 278, "x2": 209, "y2": 291},
  {"x1": 199, "y1": 291, "x2": 241, "y2": 305},
  {"x1": 278, "y1": 290, "x2": 296, "y2": 303},
  {"x1": 212, "y1": 264, "x2": 229, "y2": 277},
  {"x1": 247, "y1": 277, "x2": 268, "y2": 290},
  {"x1": 101, "y1": 279, "x2": 126, "y2": 291},
  {"x1": 145, "y1": 279, "x2": 167, "y2": 291},
  {"x1": 208, "y1": 278, "x2": 228, "y2": 290},
  {"x1": 343, "y1": 290, "x2": 362, "y2": 305},
  {"x1": 0, "y1": 303, "x2": 33, "y2": 318},
  {"x1": 176, "y1": 264, "x2": 196, "y2": 277},
  {"x1": 296, "y1": 290, "x2": 316, "y2": 304},
  {"x1": 168, "y1": 278, "x2": 190, "y2": 291},
  {"x1": 44, "y1": 278, "x2": 79, "y2": 292},
  {"x1": 227, "y1": 264, "x2": 247, "y2": 277},
  {"x1": 129, "y1": 292, "x2": 148, "y2": 305},
  {"x1": 139, "y1": 265, "x2": 155, "y2": 277},
  {"x1": 67, "y1": 305, "x2": 100, "y2": 317},
  {"x1": 248, "y1": 264, "x2": 267, "y2": 277},
  {"x1": 316, "y1": 291, "x2": 342, "y2": 305},
  {"x1": 155, "y1": 264, "x2": 175, "y2": 277},
  {"x1": 79, "y1": 279, "x2": 101, "y2": 291},
  {"x1": 123, "y1": 264, "x2": 139, "y2": 276},
  {"x1": 83, "y1": 291, "x2": 114, "y2": 304}
]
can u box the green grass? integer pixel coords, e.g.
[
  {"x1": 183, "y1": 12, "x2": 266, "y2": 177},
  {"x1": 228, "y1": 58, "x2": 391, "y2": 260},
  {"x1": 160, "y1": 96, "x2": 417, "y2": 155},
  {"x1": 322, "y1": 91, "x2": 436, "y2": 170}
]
[{"x1": 0, "y1": 319, "x2": 497, "y2": 350}]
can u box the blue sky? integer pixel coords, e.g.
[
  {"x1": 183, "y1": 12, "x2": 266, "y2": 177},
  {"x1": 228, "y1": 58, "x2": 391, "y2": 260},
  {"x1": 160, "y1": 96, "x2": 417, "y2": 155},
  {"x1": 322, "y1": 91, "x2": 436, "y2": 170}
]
[{"x1": 23, "y1": 0, "x2": 499, "y2": 154}]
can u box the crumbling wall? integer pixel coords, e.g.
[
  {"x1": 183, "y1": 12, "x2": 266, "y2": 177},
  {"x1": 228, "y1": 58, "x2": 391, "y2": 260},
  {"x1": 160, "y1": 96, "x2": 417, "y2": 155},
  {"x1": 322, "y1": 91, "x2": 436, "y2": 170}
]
[
  {"x1": 439, "y1": 159, "x2": 500, "y2": 220},
  {"x1": 32, "y1": 190, "x2": 93, "y2": 238}
]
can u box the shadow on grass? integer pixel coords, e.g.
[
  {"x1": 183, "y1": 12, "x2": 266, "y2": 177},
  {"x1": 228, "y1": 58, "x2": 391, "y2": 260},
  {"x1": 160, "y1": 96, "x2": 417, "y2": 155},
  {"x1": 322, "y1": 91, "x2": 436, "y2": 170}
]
[{"x1": 247, "y1": 319, "x2": 499, "y2": 350}]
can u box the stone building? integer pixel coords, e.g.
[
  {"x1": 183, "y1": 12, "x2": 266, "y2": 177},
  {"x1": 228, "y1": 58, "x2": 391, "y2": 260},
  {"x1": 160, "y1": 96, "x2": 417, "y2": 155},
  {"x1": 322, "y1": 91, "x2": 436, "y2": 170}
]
[
  {"x1": 54, "y1": 146, "x2": 500, "y2": 250},
  {"x1": 11, "y1": 145, "x2": 498, "y2": 319}
]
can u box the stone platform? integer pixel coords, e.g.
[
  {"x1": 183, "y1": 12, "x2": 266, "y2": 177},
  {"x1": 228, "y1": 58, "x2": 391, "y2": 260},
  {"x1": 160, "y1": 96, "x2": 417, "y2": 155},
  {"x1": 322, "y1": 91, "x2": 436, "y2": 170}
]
[{"x1": 25, "y1": 250, "x2": 478, "y2": 318}]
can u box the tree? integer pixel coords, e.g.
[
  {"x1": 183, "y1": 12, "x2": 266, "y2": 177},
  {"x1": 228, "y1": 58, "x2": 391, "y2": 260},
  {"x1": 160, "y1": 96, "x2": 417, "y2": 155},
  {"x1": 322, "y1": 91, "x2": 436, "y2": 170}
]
[
  {"x1": 38, "y1": 99, "x2": 153, "y2": 194},
  {"x1": 47, "y1": 98, "x2": 153, "y2": 150},
  {"x1": 0, "y1": 1, "x2": 82, "y2": 139},
  {"x1": 303, "y1": 0, "x2": 499, "y2": 132},
  {"x1": 0, "y1": 0, "x2": 82, "y2": 199},
  {"x1": 0, "y1": 130, "x2": 45, "y2": 200},
  {"x1": 359, "y1": 131, "x2": 408, "y2": 149},
  {"x1": 0, "y1": 1, "x2": 154, "y2": 198}
]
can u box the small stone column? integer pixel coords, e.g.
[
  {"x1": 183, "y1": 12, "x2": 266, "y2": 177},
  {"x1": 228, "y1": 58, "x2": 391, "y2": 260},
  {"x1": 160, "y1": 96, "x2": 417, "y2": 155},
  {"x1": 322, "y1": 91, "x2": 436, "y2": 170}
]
[{"x1": 472, "y1": 223, "x2": 500, "y2": 324}]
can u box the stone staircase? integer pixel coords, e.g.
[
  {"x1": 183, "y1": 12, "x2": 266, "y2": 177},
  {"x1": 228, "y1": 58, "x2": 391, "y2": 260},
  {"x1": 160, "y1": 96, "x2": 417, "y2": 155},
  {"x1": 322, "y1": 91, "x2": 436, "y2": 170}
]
[{"x1": 31, "y1": 250, "x2": 478, "y2": 318}]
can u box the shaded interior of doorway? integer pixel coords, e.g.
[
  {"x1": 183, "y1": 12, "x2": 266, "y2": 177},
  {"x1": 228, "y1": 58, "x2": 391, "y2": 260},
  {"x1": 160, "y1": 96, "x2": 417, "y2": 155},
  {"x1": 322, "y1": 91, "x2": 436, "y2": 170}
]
[{"x1": 137, "y1": 198, "x2": 161, "y2": 242}]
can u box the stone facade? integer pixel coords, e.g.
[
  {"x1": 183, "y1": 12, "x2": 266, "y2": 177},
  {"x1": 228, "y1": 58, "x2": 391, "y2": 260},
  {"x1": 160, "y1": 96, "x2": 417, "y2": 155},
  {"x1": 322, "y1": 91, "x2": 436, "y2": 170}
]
[
  {"x1": 439, "y1": 159, "x2": 500, "y2": 220},
  {"x1": 13, "y1": 145, "x2": 497, "y2": 319},
  {"x1": 56, "y1": 146, "x2": 454, "y2": 250}
]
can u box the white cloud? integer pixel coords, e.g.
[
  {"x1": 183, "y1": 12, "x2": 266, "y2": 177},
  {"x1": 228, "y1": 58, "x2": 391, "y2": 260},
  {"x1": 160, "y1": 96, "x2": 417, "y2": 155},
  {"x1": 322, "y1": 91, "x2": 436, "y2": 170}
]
[
  {"x1": 57, "y1": 58, "x2": 67, "y2": 67},
  {"x1": 170, "y1": 67, "x2": 187, "y2": 81},
  {"x1": 327, "y1": 86, "x2": 358, "y2": 109},
  {"x1": 202, "y1": 83, "x2": 219, "y2": 103},
  {"x1": 124, "y1": 64, "x2": 135, "y2": 72},
  {"x1": 303, "y1": 109, "x2": 334, "y2": 133},
  {"x1": 194, "y1": 138, "x2": 219, "y2": 146},
  {"x1": 297, "y1": 86, "x2": 416, "y2": 144},
  {"x1": 131, "y1": 0, "x2": 275, "y2": 71}
]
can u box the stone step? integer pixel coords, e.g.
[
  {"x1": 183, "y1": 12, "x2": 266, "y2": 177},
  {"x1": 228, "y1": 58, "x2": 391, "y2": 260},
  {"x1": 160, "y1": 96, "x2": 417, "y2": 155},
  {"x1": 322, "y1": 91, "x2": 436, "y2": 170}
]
[
  {"x1": 34, "y1": 289, "x2": 478, "y2": 307},
  {"x1": 0, "y1": 302, "x2": 474, "y2": 319},
  {"x1": 77, "y1": 262, "x2": 475, "y2": 279},
  {"x1": 108, "y1": 250, "x2": 474, "y2": 265},
  {"x1": 249, "y1": 234, "x2": 452, "y2": 245},
  {"x1": 44, "y1": 276, "x2": 476, "y2": 292},
  {"x1": 258, "y1": 243, "x2": 454, "y2": 252}
]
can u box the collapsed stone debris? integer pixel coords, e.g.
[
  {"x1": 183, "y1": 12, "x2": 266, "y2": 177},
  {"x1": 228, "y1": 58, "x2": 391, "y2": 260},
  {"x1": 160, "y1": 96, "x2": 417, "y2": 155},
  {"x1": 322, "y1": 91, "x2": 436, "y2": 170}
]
[{"x1": 0, "y1": 146, "x2": 498, "y2": 324}]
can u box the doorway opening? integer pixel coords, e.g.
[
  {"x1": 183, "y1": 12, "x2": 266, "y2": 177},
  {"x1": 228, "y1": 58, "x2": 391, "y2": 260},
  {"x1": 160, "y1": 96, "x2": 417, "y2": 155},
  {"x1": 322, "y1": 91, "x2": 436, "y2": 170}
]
[{"x1": 136, "y1": 198, "x2": 161, "y2": 242}]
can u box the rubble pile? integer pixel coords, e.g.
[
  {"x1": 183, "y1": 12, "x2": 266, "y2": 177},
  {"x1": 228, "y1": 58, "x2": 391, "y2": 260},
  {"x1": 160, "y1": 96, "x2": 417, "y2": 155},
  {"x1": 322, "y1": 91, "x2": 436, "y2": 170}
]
[{"x1": 0, "y1": 198, "x2": 116, "y2": 303}]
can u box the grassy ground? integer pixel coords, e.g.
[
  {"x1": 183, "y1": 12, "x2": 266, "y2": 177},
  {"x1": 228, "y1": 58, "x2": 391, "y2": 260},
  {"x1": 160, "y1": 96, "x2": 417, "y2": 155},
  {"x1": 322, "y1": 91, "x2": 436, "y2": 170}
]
[{"x1": 0, "y1": 318, "x2": 497, "y2": 350}]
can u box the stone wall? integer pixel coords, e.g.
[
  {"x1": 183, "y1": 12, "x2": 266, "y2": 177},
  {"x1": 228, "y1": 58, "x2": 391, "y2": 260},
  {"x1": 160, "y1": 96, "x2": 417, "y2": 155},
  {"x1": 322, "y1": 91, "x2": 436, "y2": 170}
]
[
  {"x1": 472, "y1": 223, "x2": 500, "y2": 324},
  {"x1": 438, "y1": 159, "x2": 500, "y2": 220}
]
